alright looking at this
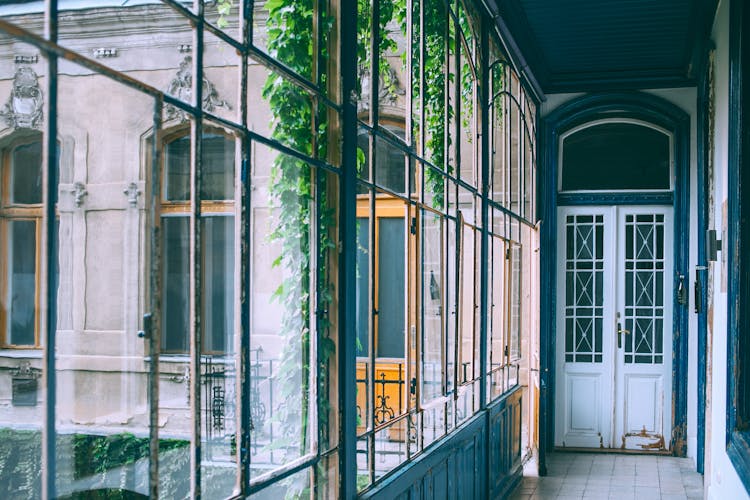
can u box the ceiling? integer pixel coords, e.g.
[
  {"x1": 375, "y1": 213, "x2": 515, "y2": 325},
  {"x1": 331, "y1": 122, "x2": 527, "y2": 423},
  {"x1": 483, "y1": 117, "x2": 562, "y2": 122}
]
[{"x1": 491, "y1": 0, "x2": 717, "y2": 95}]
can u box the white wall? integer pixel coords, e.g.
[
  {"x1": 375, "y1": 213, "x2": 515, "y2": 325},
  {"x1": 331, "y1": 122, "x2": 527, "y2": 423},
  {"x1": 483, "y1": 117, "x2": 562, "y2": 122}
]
[{"x1": 705, "y1": 0, "x2": 748, "y2": 497}]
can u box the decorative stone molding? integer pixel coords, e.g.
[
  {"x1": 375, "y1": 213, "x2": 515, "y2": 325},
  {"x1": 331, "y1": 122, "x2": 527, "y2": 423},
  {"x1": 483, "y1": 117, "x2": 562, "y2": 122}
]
[
  {"x1": 11, "y1": 361, "x2": 41, "y2": 379},
  {"x1": 11, "y1": 361, "x2": 40, "y2": 407},
  {"x1": 165, "y1": 56, "x2": 231, "y2": 121},
  {"x1": 0, "y1": 66, "x2": 43, "y2": 130},
  {"x1": 358, "y1": 63, "x2": 406, "y2": 113},
  {"x1": 93, "y1": 48, "x2": 118, "y2": 58},
  {"x1": 14, "y1": 54, "x2": 38, "y2": 64},
  {"x1": 123, "y1": 182, "x2": 141, "y2": 207},
  {"x1": 69, "y1": 182, "x2": 88, "y2": 208},
  {"x1": 179, "y1": 44, "x2": 192, "y2": 54}
]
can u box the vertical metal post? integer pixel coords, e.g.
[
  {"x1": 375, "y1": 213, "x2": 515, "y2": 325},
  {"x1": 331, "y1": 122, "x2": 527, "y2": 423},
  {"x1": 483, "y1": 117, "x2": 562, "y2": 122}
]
[
  {"x1": 479, "y1": 8, "x2": 489, "y2": 412},
  {"x1": 42, "y1": 2, "x2": 58, "y2": 499},
  {"x1": 148, "y1": 98, "x2": 164, "y2": 500},
  {"x1": 239, "y1": 0, "x2": 252, "y2": 494},
  {"x1": 190, "y1": 1, "x2": 205, "y2": 497},
  {"x1": 367, "y1": 0, "x2": 379, "y2": 483},
  {"x1": 340, "y1": 0, "x2": 358, "y2": 495}
]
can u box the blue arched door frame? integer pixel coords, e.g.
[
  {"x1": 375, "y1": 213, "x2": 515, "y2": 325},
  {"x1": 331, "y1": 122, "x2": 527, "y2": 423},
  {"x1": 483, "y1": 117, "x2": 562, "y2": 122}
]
[{"x1": 538, "y1": 92, "x2": 691, "y2": 474}]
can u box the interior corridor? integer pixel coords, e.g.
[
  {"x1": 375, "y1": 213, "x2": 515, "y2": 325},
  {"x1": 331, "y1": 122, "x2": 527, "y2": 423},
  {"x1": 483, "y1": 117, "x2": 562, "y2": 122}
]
[{"x1": 509, "y1": 453, "x2": 704, "y2": 500}]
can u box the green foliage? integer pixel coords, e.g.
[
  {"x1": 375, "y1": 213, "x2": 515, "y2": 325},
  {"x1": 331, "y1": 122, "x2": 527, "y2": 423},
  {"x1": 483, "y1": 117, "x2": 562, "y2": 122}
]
[
  {"x1": 0, "y1": 429, "x2": 189, "y2": 500},
  {"x1": 262, "y1": 0, "x2": 335, "y2": 498}
]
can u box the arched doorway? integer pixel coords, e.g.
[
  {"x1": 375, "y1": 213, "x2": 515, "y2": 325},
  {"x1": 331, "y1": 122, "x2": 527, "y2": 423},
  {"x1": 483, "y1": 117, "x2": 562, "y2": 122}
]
[{"x1": 539, "y1": 93, "x2": 690, "y2": 461}]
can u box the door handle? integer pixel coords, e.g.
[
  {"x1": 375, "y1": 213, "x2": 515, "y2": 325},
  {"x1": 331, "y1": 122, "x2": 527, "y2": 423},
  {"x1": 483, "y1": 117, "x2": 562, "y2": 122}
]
[{"x1": 617, "y1": 321, "x2": 630, "y2": 348}]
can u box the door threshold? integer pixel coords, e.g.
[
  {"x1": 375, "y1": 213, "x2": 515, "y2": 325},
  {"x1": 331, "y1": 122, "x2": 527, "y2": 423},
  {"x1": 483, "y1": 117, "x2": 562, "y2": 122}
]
[{"x1": 553, "y1": 447, "x2": 672, "y2": 456}]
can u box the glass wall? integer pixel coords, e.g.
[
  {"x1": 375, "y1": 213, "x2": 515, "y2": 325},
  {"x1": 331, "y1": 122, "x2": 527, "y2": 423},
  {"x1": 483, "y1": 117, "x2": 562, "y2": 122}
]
[{"x1": 0, "y1": 0, "x2": 537, "y2": 498}]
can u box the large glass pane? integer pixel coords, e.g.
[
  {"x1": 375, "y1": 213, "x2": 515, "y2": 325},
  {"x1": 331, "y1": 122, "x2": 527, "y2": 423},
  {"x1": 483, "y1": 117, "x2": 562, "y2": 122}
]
[
  {"x1": 7, "y1": 219, "x2": 36, "y2": 346},
  {"x1": 377, "y1": 217, "x2": 406, "y2": 358},
  {"x1": 249, "y1": 144, "x2": 314, "y2": 481},
  {"x1": 54, "y1": 74, "x2": 161, "y2": 498},
  {"x1": 11, "y1": 141, "x2": 42, "y2": 204},
  {"x1": 421, "y1": 209, "x2": 443, "y2": 403}
]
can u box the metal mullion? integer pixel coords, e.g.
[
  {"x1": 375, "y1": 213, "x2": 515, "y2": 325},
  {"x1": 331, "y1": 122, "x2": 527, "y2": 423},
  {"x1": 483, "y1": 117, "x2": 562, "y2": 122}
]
[
  {"x1": 454, "y1": 13, "x2": 461, "y2": 185},
  {"x1": 408, "y1": 201, "x2": 418, "y2": 462},
  {"x1": 452, "y1": 210, "x2": 461, "y2": 403},
  {"x1": 239, "y1": 0, "x2": 251, "y2": 493},
  {"x1": 478, "y1": 12, "x2": 489, "y2": 408},
  {"x1": 339, "y1": 0, "x2": 358, "y2": 491},
  {"x1": 42, "y1": 1, "x2": 58, "y2": 498},
  {"x1": 367, "y1": 187, "x2": 376, "y2": 484},
  {"x1": 516, "y1": 88, "x2": 522, "y2": 220},
  {"x1": 418, "y1": 0, "x2": 426, "y2": 161},
  {"x1": 148, "y1": 97, "x2": 164, "y2": 500},
  {"x1": 405, "y1": 0, "x2": 414, "y2": 151},
  {"x1": 189, "y1": 3, "x2": 205, "y2": 497}
]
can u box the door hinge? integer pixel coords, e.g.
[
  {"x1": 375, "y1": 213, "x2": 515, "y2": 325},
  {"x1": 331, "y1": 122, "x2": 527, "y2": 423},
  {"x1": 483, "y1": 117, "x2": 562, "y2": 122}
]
[{"x1": 410, "y1": 217, "x2": 417, "y2": 235}]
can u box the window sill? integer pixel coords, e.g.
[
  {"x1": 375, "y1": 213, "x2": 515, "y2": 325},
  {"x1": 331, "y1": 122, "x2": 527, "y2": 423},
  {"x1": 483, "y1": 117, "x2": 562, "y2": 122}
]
[
  {"x1": 0, "y1": 349, "x2": 43, "y2": 359},
  {"x1": 144, "y1": 354, "x2": 235, "y2": 364}
]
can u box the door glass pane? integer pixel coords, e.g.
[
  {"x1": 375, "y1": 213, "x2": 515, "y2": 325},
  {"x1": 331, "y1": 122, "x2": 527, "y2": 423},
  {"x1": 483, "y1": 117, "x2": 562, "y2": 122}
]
[
  {"x1": 7, "y1": 220, "x2": 36, "y2": 346},
  {"x1": 377, "y1": 217, "x2": 405, "y2": 358},
  {"x1": 11, "y1": 141, "x2": 42, "y2": 205},
  {"x1": 564, "y1": 214, "x2": 604, "y2": 363},
  {"x1": 562, "y1": 123, "x2": 670, "y2": 191},
  {"x1": 624, "y1": 213, "x2": 666, "y2": 364}
]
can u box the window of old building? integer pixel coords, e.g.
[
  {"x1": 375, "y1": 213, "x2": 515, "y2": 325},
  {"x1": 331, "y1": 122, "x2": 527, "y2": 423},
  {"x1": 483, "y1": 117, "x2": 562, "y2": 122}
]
[
  {"x1": 0, "y1": 135, "x2": 43, "y2": 348},
  {"x1": 160, "y1": 131, "x2": 235, "y2": 355}
]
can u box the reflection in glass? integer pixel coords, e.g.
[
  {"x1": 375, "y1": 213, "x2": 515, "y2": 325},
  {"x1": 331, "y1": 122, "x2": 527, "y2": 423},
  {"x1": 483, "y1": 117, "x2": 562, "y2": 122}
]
[
  {"x1": 562, "y1": 122, "x2": 670, "y2": 191},
  {"x1": 8, "y1": 220, "x2": 36, "y2": 346},
  {"x1": 162, "y1": 216, "x2": 190, "y2": 353},
  {"x1": 201, "y1": 216, "x2": 235, "y2": 354},
  {"x1": 11, "y1": 141, "x2": 42, "y2": 205}
]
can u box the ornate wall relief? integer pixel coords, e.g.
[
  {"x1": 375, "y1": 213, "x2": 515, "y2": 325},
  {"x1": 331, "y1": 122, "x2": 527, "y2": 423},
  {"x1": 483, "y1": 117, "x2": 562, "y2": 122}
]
[
  {"x1": 165, "y1": 55, "x2": 231, "y2": 121},
  {"x1": 0, "y1": 66, "x2": 43, "y2": 130}
]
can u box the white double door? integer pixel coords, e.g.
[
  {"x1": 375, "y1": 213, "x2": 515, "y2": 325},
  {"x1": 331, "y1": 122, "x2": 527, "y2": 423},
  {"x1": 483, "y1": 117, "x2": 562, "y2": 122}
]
[{"x1": 554, "y1": 205, "x2": 673, "y2": 451}]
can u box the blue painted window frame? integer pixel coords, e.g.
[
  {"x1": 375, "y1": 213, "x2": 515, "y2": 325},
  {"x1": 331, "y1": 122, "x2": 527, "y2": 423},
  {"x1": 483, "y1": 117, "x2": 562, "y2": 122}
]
[{"x1": 725, "y1": 0, "x2": 750, "y2": 492}]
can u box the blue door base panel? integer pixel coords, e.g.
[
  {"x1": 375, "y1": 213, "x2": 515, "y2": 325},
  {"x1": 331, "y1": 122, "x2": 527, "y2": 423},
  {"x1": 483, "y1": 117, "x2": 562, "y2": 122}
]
[{"x1": 360, "y1": 387, "x2": 524, "y2": 500}]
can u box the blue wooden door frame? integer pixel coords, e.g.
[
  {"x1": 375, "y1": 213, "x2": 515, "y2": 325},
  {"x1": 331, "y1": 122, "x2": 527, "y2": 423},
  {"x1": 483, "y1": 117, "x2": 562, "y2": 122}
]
[{"x1": 538, "y1": 92, "x2": 691, "y2": 474}]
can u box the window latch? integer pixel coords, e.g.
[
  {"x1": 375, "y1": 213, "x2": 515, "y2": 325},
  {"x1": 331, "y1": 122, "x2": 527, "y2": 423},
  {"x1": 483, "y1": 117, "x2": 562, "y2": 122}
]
[{"x1": 138, "y1": 312, "x2": 152, "y2": 339}]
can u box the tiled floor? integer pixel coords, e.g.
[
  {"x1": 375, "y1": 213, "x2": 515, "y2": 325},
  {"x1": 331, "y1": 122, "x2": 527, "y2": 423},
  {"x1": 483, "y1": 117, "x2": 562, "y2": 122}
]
[{"x1": 509, "y1": 452, "x2": 704, "y2": 500}]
